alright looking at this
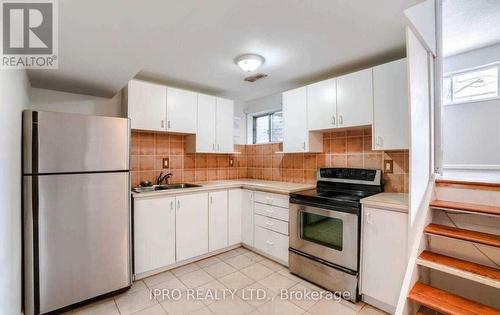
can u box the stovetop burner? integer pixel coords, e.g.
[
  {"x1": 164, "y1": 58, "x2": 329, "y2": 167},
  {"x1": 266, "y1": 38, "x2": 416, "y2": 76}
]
[{"x1": 289, "y1": 168, "x2": 384, "y2": 209}]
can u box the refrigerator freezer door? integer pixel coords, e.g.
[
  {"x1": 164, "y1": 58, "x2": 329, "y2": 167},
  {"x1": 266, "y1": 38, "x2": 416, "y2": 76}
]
[
  {"x1": 23, "y1": 111, "x2": 129, "y2": 174},
  {"x1": 33, "y1": 172, "x2": 131, "y2": 313}
]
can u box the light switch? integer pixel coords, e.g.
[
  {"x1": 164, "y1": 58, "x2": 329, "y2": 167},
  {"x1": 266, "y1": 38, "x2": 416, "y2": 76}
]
[
  {"x1": 384, "y1": 160, "x2": 393, "y2": 173},
  {"x1": 229, "y1": 158, "x2": 234, "y2": 167},
  {"x1": 162, "y1": 157, "x2": 169, "y2": 169}
]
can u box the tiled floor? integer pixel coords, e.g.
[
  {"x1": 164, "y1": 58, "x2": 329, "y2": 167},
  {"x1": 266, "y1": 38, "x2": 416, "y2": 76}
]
[{"x1": 65, "y1": 247, "x2": 387, "y2": 315}]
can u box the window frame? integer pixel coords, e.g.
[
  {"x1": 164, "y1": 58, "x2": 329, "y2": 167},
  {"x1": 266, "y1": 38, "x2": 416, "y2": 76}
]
[
  {"x1": 251, "y1": 110, "x2": 283, "y2": 144},
  {"x1": 443, "y1": 63, "x2": 500, "y2": 106}
]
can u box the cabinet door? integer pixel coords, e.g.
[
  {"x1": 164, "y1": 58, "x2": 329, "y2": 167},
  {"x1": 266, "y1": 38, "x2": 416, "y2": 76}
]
[
  {"x1": 215, "y1": 98, "x2": 234, "y2": 153},
  {"x1": 209, "y1": 191, "x2": 229, "y2": 251},
  {"x1": 373, "y1": 59, "x2": 409, "y2": 150},
  {"x1": 337, "y1": 68, "x2": 373, "y2": 128},
  {"x1": 166, "y1": 87, "x2": 197, "y2": 134},
  {"x1": 361, "y1": 207, "x2": 407, "y2": 310},
  {"x1": 283, "y1": 87, "x2": 308, "y2": 152},
  {"x1": 176, "y1": 193, "x2": 209, "y2": 261},
  {"x1": 134, "y1": 197, "x2": 176, "y2": 275},
  {"x1": 228, "y1": 189, "x2": 242, "y2": 246},
  {"x1": 307, "y1": 79, "x2": 337, "y2": 131},
  {"x1": 197, "y1": 94, "x2": 217, "y2": 153},
  {"x1": 128, "y1": 80, "x2": 167, "y2": 131},
  {"x1": 241, "y1": 190, "x2": 254, "y2": 246}
]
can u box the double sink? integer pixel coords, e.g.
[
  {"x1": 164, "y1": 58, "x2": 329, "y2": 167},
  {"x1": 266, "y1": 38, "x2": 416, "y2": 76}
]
[{"x1": 134, "y1": 183, "x2": 202, "y2": 193}]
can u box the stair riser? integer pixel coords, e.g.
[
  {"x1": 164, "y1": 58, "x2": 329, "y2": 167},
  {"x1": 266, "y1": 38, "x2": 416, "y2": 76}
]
[
  {"x1": 436, "y1": 187, "x2": 500, "y2": 207},
  {"x1": 427, "y1": 236, "x2": 500, "y2": 269}
]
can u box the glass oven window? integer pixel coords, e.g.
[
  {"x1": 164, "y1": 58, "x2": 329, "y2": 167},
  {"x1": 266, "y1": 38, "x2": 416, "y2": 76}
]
[{"x1": 300, "y1": 212, "x2": 343, "y2": 251}]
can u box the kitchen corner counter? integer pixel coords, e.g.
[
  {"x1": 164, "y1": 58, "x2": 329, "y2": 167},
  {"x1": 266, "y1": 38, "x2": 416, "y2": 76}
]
[
  {"x1": 132, "y1": 179, "x2": 315, "y2": 199},
  {"x1": 360, "y1": 193, "x2": 409, "y2": 213}
]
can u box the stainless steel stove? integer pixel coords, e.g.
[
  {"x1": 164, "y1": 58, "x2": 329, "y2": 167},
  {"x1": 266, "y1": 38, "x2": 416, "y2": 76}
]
[{"x1": 288, "y1": 168, "x2": 383, "y2": 302}]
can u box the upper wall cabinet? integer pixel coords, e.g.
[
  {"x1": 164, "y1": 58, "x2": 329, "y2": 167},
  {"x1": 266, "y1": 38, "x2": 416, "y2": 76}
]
[
  {"x1": 166, "y1": 87, "x2": 197, "y2": 134},
  {"x1": 336, "y1": 68, "x2": 374, "y2": 128},
  {"x1": 372, "y1": 59, "x2": 409, "y2": 150},
  {"x1": 126, "y1": 80, "x2": 167, "y2": 131},
  {"x1": 307, "y1": 79, "x2": 337, "y2": 130},
  {"x1": 186, "y1": 95, "x2": 234, "y2": 153},
  {"x1": 283, "y1": 87, "x2": 323, "y2": 153}
]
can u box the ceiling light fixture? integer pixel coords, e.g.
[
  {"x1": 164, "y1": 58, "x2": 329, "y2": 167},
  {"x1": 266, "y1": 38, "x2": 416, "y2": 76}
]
[{"x1": 235, "y1": 54, "x2": 265, "y2": 72}]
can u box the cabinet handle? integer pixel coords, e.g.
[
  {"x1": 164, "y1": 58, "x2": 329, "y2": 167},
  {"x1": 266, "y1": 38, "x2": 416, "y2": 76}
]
[
  {"x1": 377, "y1": 136, "x2": 384, "y2": 147},
  {"x1": 366, "y1": 212, "x2": 373, "y2": 225},
  {"x1": 170, "y1": 201, "x2": 174, "y2": 210},
  {"x1": 167, "y1": 120, "x2": 171, "y2": 129},
  {"x1": 177, "y1": 200, "x2": 180, "y2": 209},
  {"x1": 332, "y1": 115, "x2": 336, "y2": 125},
  {"x1": 266, "y1": 240, "x2": 274, "y2": 246},
  {"x1": 266, "y1": 209, "x2": 274, "y2": 214},
  {"x1": 339, "y1": 115, "x2": 343, "y2": 125},
  {"x1": 265, "y1": 221, "x2": 274, "y2": 226},
  {"x1": 213, "y1": 143, "x2": 215, "y2": 151},
  {"x1": 217, "y1": 144, "x2": 220, "y2": 151},
  {"x1": 302, "y1": 141, "x2": 306, "y2": 151},
  {"x1": 161, "y1": 120, "x2": 165, "y2": 128},
  {"x1": 250, "y1": 193, "x2": 253, "y2": 201},
  {"x1": 210, "y1": 195, "x2": 213, "y2": 204}
]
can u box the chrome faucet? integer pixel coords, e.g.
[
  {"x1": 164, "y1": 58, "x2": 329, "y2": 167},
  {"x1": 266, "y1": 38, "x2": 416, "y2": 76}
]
[{"x1": 156, "y1": 172, "x2": 173, "y2": 185}]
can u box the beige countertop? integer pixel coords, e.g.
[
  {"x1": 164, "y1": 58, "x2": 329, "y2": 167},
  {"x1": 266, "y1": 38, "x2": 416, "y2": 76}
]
[
  {"x1": 132, "y1": 179, "x2": 315, "y2": 199},
  {"x1": 360, "y1": 193, "x2": 409, "y2": 212}
]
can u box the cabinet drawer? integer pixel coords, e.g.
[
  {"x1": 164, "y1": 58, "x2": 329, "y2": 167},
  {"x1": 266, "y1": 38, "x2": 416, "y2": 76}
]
[
  {"x1": 254, "y1": 214, "x2": 288, "y2": 235},
  {"x1": 254, "y1": 226, "x2": 289, "y2": 264},
  {"x1": 254, "y1": 202, "x2": 289, "y2": 222},
  {"x1": 254, "y1": 192, "x2": 289, "y2": 209}
]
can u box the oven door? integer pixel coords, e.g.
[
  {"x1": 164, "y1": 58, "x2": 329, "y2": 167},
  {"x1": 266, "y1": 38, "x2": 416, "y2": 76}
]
[{"x1": 289, "y1": 201, "x2": 359, "y2": 271}]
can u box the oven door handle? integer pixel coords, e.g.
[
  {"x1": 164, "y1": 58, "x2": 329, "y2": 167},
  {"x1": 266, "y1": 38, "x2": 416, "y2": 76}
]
[{"x1": 290, "y1": 198, "x2": 360, "y2": 215}]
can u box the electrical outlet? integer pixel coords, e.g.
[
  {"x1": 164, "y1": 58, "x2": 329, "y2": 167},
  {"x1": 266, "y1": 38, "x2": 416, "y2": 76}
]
[
  {"x1": 384, "y1": 160, "x2": 393, "y2": 173},
  {"x1": 229, "y1": 158, "x2": 234, "y2": 167},
  {"x1": 162, "y1": 157, "x2": 169, "y2": 169}
]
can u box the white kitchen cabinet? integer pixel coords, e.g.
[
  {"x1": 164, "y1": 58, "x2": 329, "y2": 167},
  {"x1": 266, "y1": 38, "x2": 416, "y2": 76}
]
[
  {"x1": 282, "y1": 87, "x2": 323, "y2": 153},
  {"x1": 134, "y1": 196, "x2": 176, "y2": 274},
  {"x1": 307, "y1": 79, "x2": 337, "y2": 131},
  {"x1": 241, "y1": 190, "x2": 254, "y2": 246},
  {"x1": 209, "y1": 191, "x2": 229, "y2": 252},
  {"x1": 166, "y1": 87, "x2": 198, "y2": 134},
  {"x1": 186, "y1": 94, "x2": 235, "y2": 153},
  {"x1": 254, "y1": 226, "x2": 289, "y2": 264},
  {"x1": 336, "y1": 68, "x2": 373, "y2": 128},
  {"x1": 361, "y1": 206, "x2": 407, "y2": 313},
  {"x1": 176, "y1": 193, "x2": 209, "y2": 261},
  {"x1": 228, "y1": 189, "x2": 242, "y2": 246},
  {"x1": 188, "y1": 94, "x2": 217, "y2": 153},
  {"x1": 215, "y1": 97, "x2": 234, "y2": 153},
  {"x1": 127, "y1": 80, "x2": 167, "y2": 131},
  {"x1": 372, "y1": 59, "x2": 409, "y2": 150}
]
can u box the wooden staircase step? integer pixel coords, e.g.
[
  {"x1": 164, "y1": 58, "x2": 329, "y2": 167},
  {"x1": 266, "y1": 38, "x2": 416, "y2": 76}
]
[
  {"x1": 436, "y1": 179, "x2": 500, "y2": 192},
  {"x1": 417, "y1": 251, "x2": 500, "y2": 289},
  {"x1": 408, "y1": 282, "x2": 500, "y2": 315},
  {"x1": 425, "y1": 224, "x2": 500, "y2": 248},
  {"x1": 430, "y1": 200, "x2": 500, "y2": 216}
]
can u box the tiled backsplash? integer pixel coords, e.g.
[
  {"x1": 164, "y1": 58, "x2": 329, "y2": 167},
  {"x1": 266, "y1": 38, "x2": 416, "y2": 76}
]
[{"x1": 131, "y1": 127, "x2": 409, "y2": 192}]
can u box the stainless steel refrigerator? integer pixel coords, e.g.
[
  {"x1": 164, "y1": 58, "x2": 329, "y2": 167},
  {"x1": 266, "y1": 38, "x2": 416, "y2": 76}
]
[{"x1": 23, "y1": 111, "x2": 132, "y2": 315}]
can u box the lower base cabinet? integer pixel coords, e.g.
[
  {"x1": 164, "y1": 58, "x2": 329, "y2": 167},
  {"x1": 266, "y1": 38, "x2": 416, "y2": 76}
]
[
  {"x1": 228, "y1": 189, "x2": 242, "y2": 246},
  {"x1": 134, "y1": 196, "x2": 176, "y2": 275},
  {"x1": 361, "y1": 205, "x2": 407, "y2": 313},
  {"x1": 176, "y1": 193, "x2": 209, "y2": 262},
  {"x1": 254, "y1": 225, "x2": 289, "y2": 263},
  {"x1": 209, "y1": 191, "x2": 229, "y2": 251}
]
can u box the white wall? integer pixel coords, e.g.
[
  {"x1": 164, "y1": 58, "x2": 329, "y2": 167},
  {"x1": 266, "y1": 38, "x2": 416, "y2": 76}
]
[
  {"x1": 31, "y1": 88, "x2": 122, "y2": 117},
  {"x1": 442, "y1": 44, "x2": 500, "y2": 180},
  {"x1": 0, "y1": 70, "x2": 31, "y2": 315}
]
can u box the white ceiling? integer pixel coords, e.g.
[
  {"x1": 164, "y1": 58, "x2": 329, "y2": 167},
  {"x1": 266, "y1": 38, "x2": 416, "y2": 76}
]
[
  {"x1": 443, "y1": 0, "x2": 500, "y2": 57},
  {"x1": 28, "y1": 0, "x2": 421, "y2": 101}
]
